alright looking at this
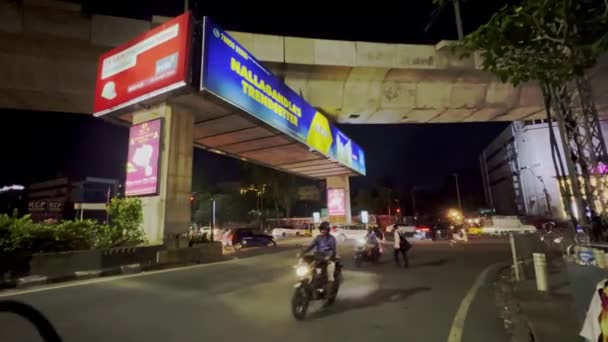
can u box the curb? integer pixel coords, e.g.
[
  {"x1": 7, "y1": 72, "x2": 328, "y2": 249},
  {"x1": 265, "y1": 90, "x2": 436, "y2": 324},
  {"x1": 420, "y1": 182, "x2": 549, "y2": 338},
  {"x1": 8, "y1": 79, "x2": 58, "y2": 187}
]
[
  {"x1": 14, "y1": 263, "x2": 144, "y2": 289},
  {"x1": 495, "y1": 264, "x2": 537, "y2": 342}
]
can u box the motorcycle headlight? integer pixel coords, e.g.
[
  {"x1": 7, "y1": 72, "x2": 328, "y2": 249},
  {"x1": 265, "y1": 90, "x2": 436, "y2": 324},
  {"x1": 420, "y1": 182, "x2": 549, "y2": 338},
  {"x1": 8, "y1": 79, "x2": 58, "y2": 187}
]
[
  {"x1": 296, "y1": 265, "x2": 310, "y2": 277},
  {"x1": 357, "y1": 238, "x2": 366, "y2": 246},
  {"x1": 554, "y1": 237, "x2": 563, "y2": 244}
]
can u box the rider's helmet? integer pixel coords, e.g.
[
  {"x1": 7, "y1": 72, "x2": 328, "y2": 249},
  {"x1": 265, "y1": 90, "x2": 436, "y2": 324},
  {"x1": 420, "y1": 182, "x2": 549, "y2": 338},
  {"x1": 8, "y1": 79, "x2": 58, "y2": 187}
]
[{"x1": 319, "y1": 221, "x2": 331, "y2": 232}]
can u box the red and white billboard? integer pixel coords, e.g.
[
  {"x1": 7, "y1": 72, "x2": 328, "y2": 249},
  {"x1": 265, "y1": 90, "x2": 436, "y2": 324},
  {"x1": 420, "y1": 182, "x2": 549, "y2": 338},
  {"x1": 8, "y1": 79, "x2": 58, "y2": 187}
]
[
  {"x1": 327, "y1": 188, "x2": 346, "y2": 216},
  {"x1": 93, "y1": 12, "x2": 191, "y2": 116}
]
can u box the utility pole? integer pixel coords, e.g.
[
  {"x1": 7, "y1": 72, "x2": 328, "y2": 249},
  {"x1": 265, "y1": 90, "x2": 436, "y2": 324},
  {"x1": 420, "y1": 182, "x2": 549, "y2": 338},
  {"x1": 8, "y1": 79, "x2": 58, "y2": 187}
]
[
  {"x1": 211, "y1": 197, "x2": 216, "y2": 242},
  {"x1": 453, "y1": 0, "x2": 464, "y2": 40},
  {"x1": 184, "y1": 0, "x2": 189, "y2": 12},
  {"x1": 410, "y1": 187, "x2": 417, "y2": 222},
  {"x1": 453, "y1": 173, "x2": 462, "y2": 213}
]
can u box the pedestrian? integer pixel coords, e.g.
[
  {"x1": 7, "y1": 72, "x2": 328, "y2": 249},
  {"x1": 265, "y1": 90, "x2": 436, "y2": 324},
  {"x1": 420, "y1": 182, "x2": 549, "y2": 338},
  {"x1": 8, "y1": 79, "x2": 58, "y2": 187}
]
[{"x1": 393, "y1": 224, "x2": 411, "y2": 268}]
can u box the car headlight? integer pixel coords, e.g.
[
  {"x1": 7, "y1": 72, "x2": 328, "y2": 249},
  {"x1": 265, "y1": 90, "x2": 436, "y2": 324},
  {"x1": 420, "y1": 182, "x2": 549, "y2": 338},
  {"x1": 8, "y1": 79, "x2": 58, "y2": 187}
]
[{"x1": 296, "y1": 265, "x2": 310, "y2": 277}]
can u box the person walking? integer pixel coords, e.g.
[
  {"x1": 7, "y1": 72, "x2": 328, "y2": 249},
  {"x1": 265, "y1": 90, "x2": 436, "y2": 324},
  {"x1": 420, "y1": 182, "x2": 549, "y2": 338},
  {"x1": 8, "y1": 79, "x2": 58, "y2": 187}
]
[{"x1": 393, "y1": 224, "x2": 411, "y2": 268}]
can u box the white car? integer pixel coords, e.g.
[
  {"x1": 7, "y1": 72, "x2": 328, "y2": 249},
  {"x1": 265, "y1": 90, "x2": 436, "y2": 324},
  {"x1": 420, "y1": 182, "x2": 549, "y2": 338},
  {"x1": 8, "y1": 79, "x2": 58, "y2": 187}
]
[
  {"x1": 331, "y1": 224, "x2": 368, "y2": 242},
  {"x1": 271, "y1": 226, "x2": 310, "y2": 238},
  {"x1": 199, "y1": 226, "x2": 223, "y2": 240}
]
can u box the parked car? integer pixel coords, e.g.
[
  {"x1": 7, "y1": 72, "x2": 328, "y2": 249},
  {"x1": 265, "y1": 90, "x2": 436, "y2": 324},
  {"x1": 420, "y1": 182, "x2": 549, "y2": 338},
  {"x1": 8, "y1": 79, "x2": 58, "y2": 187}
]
[
  {"x1": 330, "y1": 224, "x2": 368, "y2": 242},
  {"x1": 271, "y1": 225, "x2": 310, "y2": 238},
  {"x1": 222, "y1": 228, "x2": 277, "y2": 249},
  {"x1": 199, "y1": 226, "x2": 223, "y2": 240}
]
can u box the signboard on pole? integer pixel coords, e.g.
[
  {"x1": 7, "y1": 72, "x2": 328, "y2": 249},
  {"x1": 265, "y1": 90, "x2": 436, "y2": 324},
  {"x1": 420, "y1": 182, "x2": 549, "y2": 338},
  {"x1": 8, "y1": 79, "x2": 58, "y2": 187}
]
[
  {"x1": 200, "y1": 17, "x2": 366, "y2": 175},
  {"x1": 125, "y1": 119, "x2": 163, "y2": 197},
  {"x1": 312, "y1": 212, "x2": 321, "y2": 224},
  {"x1": 93, "y1": 12, "x2": 192, "y2": 116},
  {"x1": 327, "y1": 189, "x2": 346, "y2": 216},
  {"x1": 361, "y1": 210, "x2": 369, "y2": 224}
]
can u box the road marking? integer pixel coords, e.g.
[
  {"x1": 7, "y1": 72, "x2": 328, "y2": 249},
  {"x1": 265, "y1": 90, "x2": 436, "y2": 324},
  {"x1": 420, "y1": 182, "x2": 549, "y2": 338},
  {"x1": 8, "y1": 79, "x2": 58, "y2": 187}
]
[
  {"x1": 446, "y1": 262, "x2": 502, "y2": 342},
  {"x1": 0, "y1": 248, "x2": 298, "y2": 298}
]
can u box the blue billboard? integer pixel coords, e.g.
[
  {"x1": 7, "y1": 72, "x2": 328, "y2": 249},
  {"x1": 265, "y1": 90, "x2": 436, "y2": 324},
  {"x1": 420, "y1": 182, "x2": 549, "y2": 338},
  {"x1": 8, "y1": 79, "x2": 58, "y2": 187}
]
[{"x1": 200, "y1": 18, "x2": 366, "y2": 175}]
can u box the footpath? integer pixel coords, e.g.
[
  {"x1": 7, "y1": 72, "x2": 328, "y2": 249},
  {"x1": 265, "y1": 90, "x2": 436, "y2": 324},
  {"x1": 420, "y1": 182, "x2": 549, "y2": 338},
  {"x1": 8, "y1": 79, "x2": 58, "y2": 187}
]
[{"x1": 499, "y1": 259, "x2": 588, "y2": 342}]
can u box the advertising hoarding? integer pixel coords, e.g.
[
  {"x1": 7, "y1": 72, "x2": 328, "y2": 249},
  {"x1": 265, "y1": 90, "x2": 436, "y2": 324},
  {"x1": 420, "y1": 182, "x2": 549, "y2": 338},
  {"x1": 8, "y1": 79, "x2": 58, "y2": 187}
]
[
  {"x1": 125, "y1": 119, "x2": 163, "y2": 197},
  {"x1": 93, "y1": 12, "x2": 192, "y2": 116},
  {"x1": 200, "y1": 18, "x2": 366, "y2": 175},
  {"x1": 327, "y1": 189, "x2": 346, "y2": 216}
]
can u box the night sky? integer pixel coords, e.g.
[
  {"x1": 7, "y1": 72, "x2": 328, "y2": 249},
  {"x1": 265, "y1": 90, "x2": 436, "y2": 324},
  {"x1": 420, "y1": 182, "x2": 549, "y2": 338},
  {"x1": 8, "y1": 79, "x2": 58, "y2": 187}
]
[{"x1": 0, "y1": 0, "x2": 511, "y2": 203}]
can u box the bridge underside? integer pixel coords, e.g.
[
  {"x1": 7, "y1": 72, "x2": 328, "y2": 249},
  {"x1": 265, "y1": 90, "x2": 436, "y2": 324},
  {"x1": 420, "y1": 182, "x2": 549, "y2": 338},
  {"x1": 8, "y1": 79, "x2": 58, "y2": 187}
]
[
  {"x1": 265, "y1": 60, "x2": 608, "y2": 125},
  {"x1": 113, "y1": 93, "x2": 358, "y2": 180},
  {"x1": 0, "y1": 0, "x2": 607, "y2": 125}
]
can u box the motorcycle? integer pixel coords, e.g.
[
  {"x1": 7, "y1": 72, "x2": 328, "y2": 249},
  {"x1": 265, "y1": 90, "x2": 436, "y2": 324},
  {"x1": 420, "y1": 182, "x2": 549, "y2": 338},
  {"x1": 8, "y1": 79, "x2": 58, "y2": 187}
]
[
  {"x1": 353, "y1": 237, "x2": 381, "y2": 268},
  {"x1": 291, "y1": 253, "x2": 343, "y2": 320}
]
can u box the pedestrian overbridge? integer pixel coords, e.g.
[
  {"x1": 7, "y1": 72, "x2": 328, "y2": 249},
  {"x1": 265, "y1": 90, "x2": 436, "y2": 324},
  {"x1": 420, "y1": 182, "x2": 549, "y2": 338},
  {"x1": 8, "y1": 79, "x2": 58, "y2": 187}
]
[
  {"x1": 90, "y1": 13, "x2": 361, "y2": 243},
  {"x1": 1, "y1": 0, "x2": 606, "y2": 123}
]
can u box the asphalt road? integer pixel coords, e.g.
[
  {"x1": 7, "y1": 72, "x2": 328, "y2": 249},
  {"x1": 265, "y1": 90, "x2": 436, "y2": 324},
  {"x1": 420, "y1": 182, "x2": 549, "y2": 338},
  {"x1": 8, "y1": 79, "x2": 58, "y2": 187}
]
[{"x1": 0, "y1": 238, "x2": 510, "y2": 342}]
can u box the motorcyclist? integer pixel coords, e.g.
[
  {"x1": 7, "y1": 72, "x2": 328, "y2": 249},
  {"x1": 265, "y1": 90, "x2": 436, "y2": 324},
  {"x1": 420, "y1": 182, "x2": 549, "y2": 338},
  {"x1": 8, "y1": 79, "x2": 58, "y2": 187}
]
[
  {"x1": 300, "y1": 221, "x2": 337, "y2": 290},
  {"x1": 364, "y1": 226, "x2": 380, "y2": 257}
]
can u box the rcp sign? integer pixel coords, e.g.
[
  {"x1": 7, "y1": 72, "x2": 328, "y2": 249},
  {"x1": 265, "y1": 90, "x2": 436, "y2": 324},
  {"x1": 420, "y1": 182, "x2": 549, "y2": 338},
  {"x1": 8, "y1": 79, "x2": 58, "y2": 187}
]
[{"x1": 93, "y1": 13, "x2": 192, "y2": 116}]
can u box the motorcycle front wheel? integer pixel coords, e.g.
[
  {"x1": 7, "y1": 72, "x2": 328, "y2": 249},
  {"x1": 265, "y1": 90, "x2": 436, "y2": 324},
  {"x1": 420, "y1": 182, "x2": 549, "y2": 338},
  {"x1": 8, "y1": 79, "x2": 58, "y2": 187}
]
[
  {"x1": 325, "y1": 280, "x2": 340, "y2": 306},
  {"x1": 291, "y1": 285, "x2": 310, "y2": 320},
  {"x1": 354, "y1": 256, "x2": 362, "y2": 268}
]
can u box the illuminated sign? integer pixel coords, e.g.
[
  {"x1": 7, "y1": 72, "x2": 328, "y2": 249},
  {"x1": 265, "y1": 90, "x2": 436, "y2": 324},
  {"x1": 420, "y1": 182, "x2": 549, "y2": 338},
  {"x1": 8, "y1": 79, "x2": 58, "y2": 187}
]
[
  {"x1": 200, "y1": 18, "x2": 366, "y2": 175},
  {"x1": 361, "y1": 211, "x2": 369, "y2": 224},
  {"x1": 313, "y1": 212, "x2": 321, "y2": 224},
  {"x1": 125, "y1": 119, "x2": 163, "y2": 196},
  {"x1": 93, "y1": 13, "x2": 192, "y2": 116},
  {"x1": 327, "y1": 189, "x2": 346, "y2": 216}
]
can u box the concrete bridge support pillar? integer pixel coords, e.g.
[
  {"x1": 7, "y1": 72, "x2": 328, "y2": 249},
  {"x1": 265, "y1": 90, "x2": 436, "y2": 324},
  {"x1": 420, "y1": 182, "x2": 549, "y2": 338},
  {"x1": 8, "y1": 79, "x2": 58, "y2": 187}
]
[
  {"x1": 131, "y1": 103, "x2": 194, "y2": 246},
  {"x1": 325, "y1": 175, "x2": 352, "y2": 225}
]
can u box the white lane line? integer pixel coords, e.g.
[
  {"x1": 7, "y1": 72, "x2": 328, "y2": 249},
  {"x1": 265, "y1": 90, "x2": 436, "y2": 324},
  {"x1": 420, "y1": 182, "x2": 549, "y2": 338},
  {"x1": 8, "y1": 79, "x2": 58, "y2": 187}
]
[
  {"x1": 0, "y1": 248, "x2": 297, "y2": 298},
  {"x1": 446, "y1": 262, "x2": 501, "y2": 342}
]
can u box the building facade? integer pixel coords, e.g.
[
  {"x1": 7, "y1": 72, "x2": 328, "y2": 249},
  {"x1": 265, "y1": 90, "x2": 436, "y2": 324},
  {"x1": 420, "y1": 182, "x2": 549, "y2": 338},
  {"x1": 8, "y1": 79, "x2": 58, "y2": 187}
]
[
  {"x1": 27, "y1": 177, "x2": 119, "y2": 222},
  {"x1": 297, "y1": 185, "x2": 322, "y2": 201},
  {"x1": 480, "y1": 119, "x2": 608, "y2": 220}
]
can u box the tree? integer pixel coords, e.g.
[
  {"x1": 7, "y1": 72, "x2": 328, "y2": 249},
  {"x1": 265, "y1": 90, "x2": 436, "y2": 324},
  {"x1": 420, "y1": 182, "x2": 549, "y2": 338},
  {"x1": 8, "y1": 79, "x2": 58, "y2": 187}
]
[
  {"x1": 440, "y1": 0, "x2": 608, "y2": 229},
  {"x1": 376, "y1": 186, "x2": 393, "y2": 215},
  {"x1": 353, "y1": 189, "x2": 374, "y2": 213}
]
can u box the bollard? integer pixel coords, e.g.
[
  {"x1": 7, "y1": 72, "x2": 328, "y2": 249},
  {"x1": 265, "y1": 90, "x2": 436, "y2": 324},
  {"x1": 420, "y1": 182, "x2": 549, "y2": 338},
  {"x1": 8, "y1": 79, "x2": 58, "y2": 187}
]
[
  {"x1": 595, "y1": 249, "x2": 606, "y2": 268},
  {"x1": 533, "y1": 253, "x2": 548, "y2": 292}
]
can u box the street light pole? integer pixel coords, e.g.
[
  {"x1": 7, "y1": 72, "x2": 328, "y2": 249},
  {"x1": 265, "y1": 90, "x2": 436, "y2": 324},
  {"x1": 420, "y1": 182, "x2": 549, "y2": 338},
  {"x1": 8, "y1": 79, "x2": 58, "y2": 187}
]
[
  {"x1": 453, "y1": 173, "x2": 462, "y2": 213},
  {"x1": 410, "y1": 187, "x2": 417, "y2": 222},
  {"x1": 211, "y1": 197, "x2": 216, "y2": 242},
  {"x1": 452, "y1": 0, "x2": 464, "y2": 40}
]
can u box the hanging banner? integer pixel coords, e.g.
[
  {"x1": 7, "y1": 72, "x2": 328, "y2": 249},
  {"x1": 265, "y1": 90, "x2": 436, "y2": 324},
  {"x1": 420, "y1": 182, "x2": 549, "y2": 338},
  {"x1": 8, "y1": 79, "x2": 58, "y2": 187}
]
[
  {"x1": 327, "y1": 188, "x2": 346, "y2": 216},
  {"x1": 200, "y1": 17, "x2": 366, "y2": 175},
  {"x1": 125, "y1": 119, "x2": 163, "y2": 196}
]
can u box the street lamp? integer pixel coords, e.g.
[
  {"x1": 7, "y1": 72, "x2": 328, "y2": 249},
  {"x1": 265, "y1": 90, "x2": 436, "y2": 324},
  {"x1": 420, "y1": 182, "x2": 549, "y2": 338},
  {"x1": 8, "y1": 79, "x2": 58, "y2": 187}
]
[{"x1": 453, "y1": 173, "x2": 462, "y2": 213}]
